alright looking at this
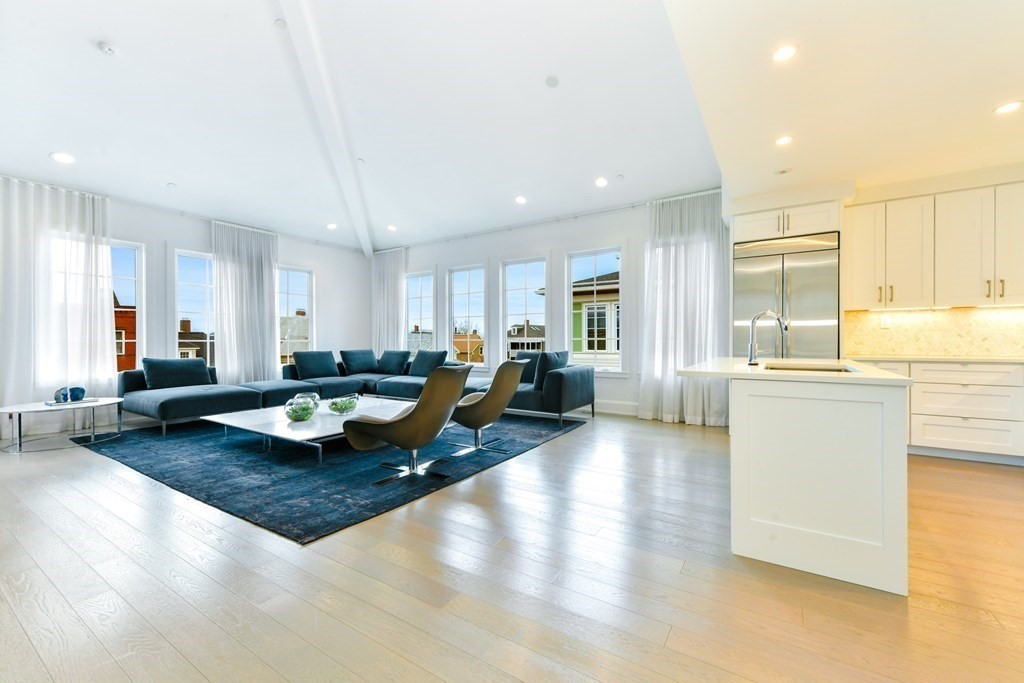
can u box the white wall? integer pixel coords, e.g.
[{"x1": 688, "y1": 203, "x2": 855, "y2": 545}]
[
  {"x1": 405, "y1": 205, "x2": 648, "y2": 415},
  {"x1": 108, "y1": 199, "x2": 371, "y2": 363}
]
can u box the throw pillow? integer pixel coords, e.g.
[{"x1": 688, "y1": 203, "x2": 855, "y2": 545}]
[
  {"x1": 142, "y1": 357, "x2": 213, "y2": 390},
  {"x1": 293, "y1": 351, "x2": 340, "y2": 380},
  {"x1": 409, "y1": 349, "x2": 448, "y2": 377},
  {"x1": 534, "y1": 351, "x2": 569, "y2": 391},
  {"x1": 514, "y1": 351, "x2": 541, "y2": 384},
  {"x1": 377, "y1": 349, "x2": 411, "y2": 375},
  {"x1": 340, "y1": 349, "x2": 379, "y2": 375}
]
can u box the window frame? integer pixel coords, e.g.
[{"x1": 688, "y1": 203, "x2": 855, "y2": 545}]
[
  {"x1": 502, "y1": 257, "x2": 547, "y2": 360},
  {"x1": 567, "y1": 247, "x2": 623, "y2": 372},
  {"x1": 406, "y1": 271, "x2": 435, "y2": 357},
  {"x1": 277, "y1": 266, "x2": 314, "y2": 365},
  {"x1": 111, "y1": 240, "x2": 144, "y2": 370},
  {"x1": 174, "y1": 249, "x2": 216, "y2": 367},
  {"x1": 448, "y1": 264, "x2": 487, "y2": 367}
]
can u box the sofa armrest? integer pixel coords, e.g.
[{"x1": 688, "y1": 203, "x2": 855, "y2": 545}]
[
  {"x1": 542, "y1": 365, "x2": 595, "y2": 414},
  {"x1": 117, "y1": 369, "x2": 148, "y2": 397},
  {"x1": 208, "y1": 367, "x2": 218, "y2": 384},
  {"x1": 282, "y1": 364, "x2": 299, "y2": 380},
  {"x1": 336, "y1": 362, "x2": 349, "y2": 376}
]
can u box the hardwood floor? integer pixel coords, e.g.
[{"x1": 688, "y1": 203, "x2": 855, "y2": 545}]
[{"x1": 1, "y1": 415, "x2": 1022, "y2": 681}]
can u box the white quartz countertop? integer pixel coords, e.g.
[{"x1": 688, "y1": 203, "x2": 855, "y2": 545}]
[
  {"x1": 849, "y1": 355, "x2": 1024, "y2": 364},
  {"x1": 678, "y1": 357, "x2": 912, "y2": 386}
]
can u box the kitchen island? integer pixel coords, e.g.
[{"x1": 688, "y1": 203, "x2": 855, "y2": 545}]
[{"x1": 678, "y1": 357, "x2": 911, "y2": 595}]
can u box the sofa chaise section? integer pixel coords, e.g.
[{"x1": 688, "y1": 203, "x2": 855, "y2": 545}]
[{"x1": 118, "y1": 365, "x2": 261, "y2": 435}]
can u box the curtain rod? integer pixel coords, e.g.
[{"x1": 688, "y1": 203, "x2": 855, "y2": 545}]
[
  {"x1": 1, "y1": 174, "x2": 107, "y2": 201},
  {"x1": 372, "y1": 246, "x2": 407, "y2": 256},
  {"x1": 211, "y1": 219, "x2": 278, "y2": 236}
]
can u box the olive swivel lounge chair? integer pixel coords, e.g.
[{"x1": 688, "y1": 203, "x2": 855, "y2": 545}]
[
  {"x1": 343, "y1": 364, "x2": 471, "y2": 486},
  {"x1": 449, "y1": 359, "x2": 528, "y2": 457}
]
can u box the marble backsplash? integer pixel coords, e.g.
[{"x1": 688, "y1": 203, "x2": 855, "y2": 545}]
[{"x1": 844, "y1": 307, "x2": 1024, "y2": 358}]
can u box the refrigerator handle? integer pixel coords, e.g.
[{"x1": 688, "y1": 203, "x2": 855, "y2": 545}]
[{"x1": 785, "y1": 270, "x2": 793, "y2": 357}]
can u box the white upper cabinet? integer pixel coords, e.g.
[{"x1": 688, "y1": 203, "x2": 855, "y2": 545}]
[
  {"x1": 733, "y1": 201, "x2": 839, "y2": 243},
  {"x1": 995, "y1": 182, "x2": 1024, "y2": 305},
  {"x1": 934, "y1": 188, "x2": 995, "y2": 307},
  {"x1": 844, "y1": 196, "x2": 934, "y2": 310},
  {"x1": 843, "y1": 203, "x2": 886, "y2": 310},
  {"x1": 884, "y1": 196, "x2": 934, "y2": 309}
]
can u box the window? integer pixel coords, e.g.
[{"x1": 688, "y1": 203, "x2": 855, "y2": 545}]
[
  {"x1": 450, "y1": 266, "x2": 486, "y2": 365},
  {"x1": 406, "y1": 273, "x2": 434, "y2": 355},
  {"x1": 111, "y1": 243, "x2": 141, "y2": 370},
  {"x1": 278, "y1": 268, "x2": 312, "y2": 364},
  {"x1": 570, "y1": 249, "x2": 621, "y2": 370},
  {"x1": 176, "y1": 252, "x2": 215, "y2": 366},
  {"x1": 504, "y1": 259, "x2": 545, "y2": 359}
]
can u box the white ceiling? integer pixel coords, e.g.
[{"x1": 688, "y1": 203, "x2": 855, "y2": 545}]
[
  {"x1": 663, "y1": 0, "x2": 1024, "y2": 202},
  {"x1": 0, "y1": 0, "x2": 721, "y2": 254}
]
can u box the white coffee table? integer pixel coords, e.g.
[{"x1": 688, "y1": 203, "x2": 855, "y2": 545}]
[
  {"x1": 203, "y1": 396, "x2": 413, "y2": 465},
  {"x1": 1, "y1": 397, "x2": 124, "y2": 453}
]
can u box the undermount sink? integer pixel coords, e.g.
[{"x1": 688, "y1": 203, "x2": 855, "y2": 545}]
[{"x1": 762, "y1": 362, "x2": 857, "y2": 373}]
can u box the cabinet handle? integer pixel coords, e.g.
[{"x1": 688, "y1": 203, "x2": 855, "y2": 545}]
[
  {"x1": 986, "y1": 279, "x2": 992, "y2": 297},
  {"x1": 878, "y1": 285, "x2": 883, "y2": 303},
  {"x1": 1000, "y1": 279, "x2": 1006, "y2": 298},
  {"x1": 889, "y1": 285, "x2": 894, "y2": 302},
  {"x1": 776, "y1": 215, "x2": 781, "y2": 233},
  {"x1": 785, "y1": 214, "x2": 791, "y2": 232}
]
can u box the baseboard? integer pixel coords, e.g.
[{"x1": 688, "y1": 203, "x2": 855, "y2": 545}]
[
  {"x1": 908, "y1": 445, "x2": 1024, "y2": 467},
  {"x1": 594, "y1": 399, "x2": 638, "y2": 416}
]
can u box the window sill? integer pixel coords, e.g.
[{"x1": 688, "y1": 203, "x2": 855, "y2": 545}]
[{"x1": 592, "y1": 369, "x2": 629, "y2": 379}]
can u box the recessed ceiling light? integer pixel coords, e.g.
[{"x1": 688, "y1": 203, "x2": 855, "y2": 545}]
[
  {"x1": 166, "y1": 182, "x2": 177, "y2": 189},
  {"x1": 775, "y1": 135, "x2": 793, "y2": 146},
  {"x1": 386, "y1": 224, "x2": 397, "y2": 232},
  {"x1": 994, "y1": 100, "x2": 1022, "y2": 115},
  {"x1": 514, "y1": 195, "x2": 527, "y2": 205},
  {"x1": 594, "y1": 177, "x2": 608, "y2": 188},
  {"x1": 773, "y1": 44, "x2": 798, "y2": 62},
  {"x1": 774, "y1": 168, "x2": 793, "y2": 175},
  {"x1": 274, "y1": 18, "x2": 287, "y2": 29},
  {"x1": 545, "y1": 75, "x2": 559, "y2": 88},
  {"x1": 326, "y1": 223, "x2": 337, "y2": 230},
  {"x1": 49, "y1": 151, "x2": 74, "y2": 164}
]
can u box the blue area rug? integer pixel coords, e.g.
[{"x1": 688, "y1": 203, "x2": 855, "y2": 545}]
[{"x1": 74, "y1": 415, "x2": 584, "y2": 544}]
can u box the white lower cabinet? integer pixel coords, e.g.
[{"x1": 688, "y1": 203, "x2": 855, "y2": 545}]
[{"x1": 906, "y1": 361, "x2": 1024, "y2": 458}]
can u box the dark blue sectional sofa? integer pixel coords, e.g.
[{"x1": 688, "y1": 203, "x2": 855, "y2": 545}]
[{"x1": 118, "y1": 349, "x2": 595, "y2": 435}]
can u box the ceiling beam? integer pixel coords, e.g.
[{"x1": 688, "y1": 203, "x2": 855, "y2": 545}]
[{"x1": 276, "y1": 0, "x2": 375, "y2": 257}]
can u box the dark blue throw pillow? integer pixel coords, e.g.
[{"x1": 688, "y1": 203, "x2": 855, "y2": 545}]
[
  {"x1": 409, "y1": 349, "x2": 447, "y2": 377},
  {"x1": 377, "y1": 350, "x2": 411, "y2": 375},
  {"x1": 340, "y1": 349, "x2": 379, "y2": 375},
  {"x1": 534, "y1": 351, "x2": 569, "y2": 391},
  {"x1": 293, "y1": 351, "x2": 341, "y2": 380},
  {"x1": 514, "y1": 351, "x2": 541, "y2": 384},
  {"x1": 142, "y1": 357, "x2": 213, "y2": 390}
]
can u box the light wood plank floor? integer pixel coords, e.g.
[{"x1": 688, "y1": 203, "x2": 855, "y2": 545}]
[{"x1": 1, "y1": 415, "x2": 1022, "y2": 681}]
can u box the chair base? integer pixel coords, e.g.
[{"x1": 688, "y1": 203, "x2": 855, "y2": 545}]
[
  {"x1": 448, "y1": 437, "x2": 509, "y2": 458},
  {"x1": 374, "y1": 448, "x2": 450, "y2": 486}
]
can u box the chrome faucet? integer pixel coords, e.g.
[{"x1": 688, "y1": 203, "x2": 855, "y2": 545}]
[{"x1": 748, "y1": 310, "x2": 789, "y2": 365}]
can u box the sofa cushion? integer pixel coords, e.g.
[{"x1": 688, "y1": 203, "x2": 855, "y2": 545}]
[
  {"x1": 293, "y1": 351, "x2": 340, "y2": 380},
  {"x1": 507, "y1": 384, "x2": 544, "y2": 412},
  {"x1": 142, "y1": 358, "x2": 213, "y2": 390},
  {"x1": 464, "y1": 377, "x2": 492, "y2": 395},
  {"x1": 409, "y1": 350, "x2": 447, "y2": 377},
  {"x1": 534, "y1": 351, "x2": 569, "y2": 391},
  {"x1": 375, "y1": 375, "x2": 427, "y2": 400},
  {"x1": 377, "y1": 350, "x2": 411, "y2": 375},
  {"x1": 514, "y1": 351, "x2": 540, "y2": 384},
  {"x1": 343, "y1": 372, "x2": 393, "y2": 394},
  {"x1": 304, "y1": 376, "x2": 364, "y2": 399},
  {"x1": 122, "y1": 385, "x2": 261, "y2": 421},
  {"x1": 340, "y1": 349, "x2": 379, "y2": 375},
  {"x1": 238, "y1": 379, "x2": 320, "y2": 408}
]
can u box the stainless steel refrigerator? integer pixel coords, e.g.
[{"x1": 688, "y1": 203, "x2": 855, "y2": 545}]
[{"x1": 733, "y1": 232, "x2": 839, "y2": 359}]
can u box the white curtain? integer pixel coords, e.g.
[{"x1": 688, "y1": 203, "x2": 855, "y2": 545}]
[
  {"x1": 638, "y1": 191, "x2": 730, "y2": 425},
  {"x1": 213, "y1": 221, "x2": 279, "y2": 385},
  {"x1": 371, "y1": 247, "x2": 407, "y2": 354},
  {"x1": 0, "y1": 176, "x2": 116, "y2": 436}
]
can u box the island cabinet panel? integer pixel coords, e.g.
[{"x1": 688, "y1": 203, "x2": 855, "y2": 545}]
[{"x1": 730, "y1": 378, "x2": 908, "y2": 595}]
